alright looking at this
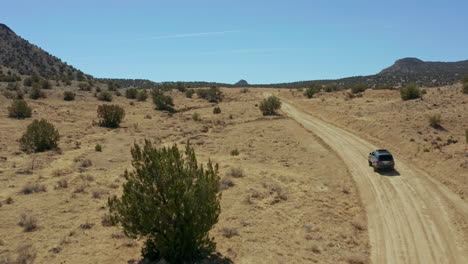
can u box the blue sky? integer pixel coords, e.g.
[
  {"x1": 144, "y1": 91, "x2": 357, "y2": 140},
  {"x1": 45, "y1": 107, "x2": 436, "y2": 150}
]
[{"x1": 2, "y1": 0, "x2": 467, "y2": 84}]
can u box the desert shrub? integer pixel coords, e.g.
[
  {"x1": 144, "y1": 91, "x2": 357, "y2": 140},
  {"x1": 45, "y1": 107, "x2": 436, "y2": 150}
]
[
  {"x1": 220, "y1": 227, "x2": 239, "y2": 238},
  {"x1": 230, "y1": 149, "x2": 239, "y2": 156},
  {"x1": 16, "y1": 90, "x2": 24, "y2": 99},
  {"x1": 241, "y1": 88, "x2": 249, "y2": 93},
  {"x1": 21, "y1": 183, "x2": 46, "y2": 194},
  {"x1": 8, "y1": 100, "x2": 32, "y2": 119},
  {"x1": 463, "y1": 74, "x2": 468, "y2": 84},
  {"x1": 185, "y1": 89, "x2": 195, "y2": 98},
  {"x1": 29, "y1": 87, "x2": 46, "y2": 99},
  {"x1": 400, "y1": 83, "x2": 421, "y2": 100},
  {"x1": 428, "y1": 114, "x2": 442, "y2": 128},
  {"x1": 197, "y1": 87, "x2": 223, "y2": 103},
  {"x1": 152, "y1": 90, "x2": 175, "y2": 112},
  {"x1": 126, "y1": 88, "x2": 138, "y2": 99},
  {"x1": 228, "y1": 167, "x2": 244, "y2": 178},
  {"x1": 3, "y1": 90, "x2": 16, "y2": 99},
  {"x1": 98, "y1": 91, "x2": 113, "y2": 102},
  {"x1": 23, "y1": 77, "x2": 33, "y2": 87},
  {"x1": 115, "y1": 90, "x2": 122, "y2": 96},
  {"x1": 176, "y1": 83, "x2": 186, "y2": 92},
  {"x1": 192, "y1": 112, "x2": 202, "y2": 121},
  {"x1": 325, "y1": 83, "x2": 340, "y2": 92},
  {"x1": 63, "y1": 91, "x2": 75, "y2": 101},
  {"x1": 80, "y1": 221, "x2": 94, "y2": 229},
  {"x1": 40, "y1": 79, "x2": 52, "y2": 89},
  {"x1": 229, "y1": 114, "x2": 233, "y2": 119},
  {"x1": 97, "y1": 104, "x2": 125, "y2": 128},
  {"x1": 6, "y1": 82, "x2": 18, "y2": 91},
  {"x1": 375, "y1": 83, "x2": 393, "y2": 90},
  {"x1": 351, "y1": 83, "x2": 367, "y2": 94},
  {"x1": 18, "y1": 213, "x2": 38, "y2": 232},
  {"x1": 78, "y1": 82, "x2": 92, "y2": 91},
  {"x1": 108, "y1": 141, "x2": 221, "y2": 263},
  {"x1": 136, "y1": 90, "x2": 148, "y2": 102},
  {"x1": 304, "y1": 84, "x2": 321, "y2": 98},
  {"x1": 259, "y1": 96, "x2": 281, "y2": 116},
  {"x1": 95, "y1": 144, "x2": 102, "y2": 152},
  {"x1": 107, "y1": 82, "x2": 120, "y2": 91},
  {"x1": 56, "y1": 179, "x2": 68, "y2": 189},
  {"x1": 213, "y1": 106, "x2": 221, "y2": 114},
  {"x1": 96, "y1": 86, "x2": 102, "y2": 93},
  {"x1": 463, "y1": 82, "x2": 468, "y2": 94},
  {"x1": 16, "y1": 243, "x2": 37, "y2": 264},
  {"x1": 102, "y1": 214, "x2": 115, "y2": 227},
  {"x1": 465, "y1": 129, "x2": 468, "y2": 144},
  {"x1": 20, "y1": 119, "x2": 59, "y2": 152},
  {"x1": 219, "y1": 177, "x2": 235, "y2": 191}
]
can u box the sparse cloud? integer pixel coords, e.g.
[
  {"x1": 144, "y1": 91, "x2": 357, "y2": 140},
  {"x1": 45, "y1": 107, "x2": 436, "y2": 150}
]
[
  {"x1": 148, "y1": 30, "x2": 241, "y2": 40},
  {"x1": 197, "y1": 48, "x2": 290, "y2": 55}
]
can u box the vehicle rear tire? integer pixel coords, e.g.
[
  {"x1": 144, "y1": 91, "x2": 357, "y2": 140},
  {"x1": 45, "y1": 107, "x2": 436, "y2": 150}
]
[{"x1": 368, "y1": 161, "x2": 372, "y2": 167}]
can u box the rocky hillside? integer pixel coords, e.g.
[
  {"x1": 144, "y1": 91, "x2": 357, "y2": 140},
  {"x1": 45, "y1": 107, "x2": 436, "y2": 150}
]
[
  {"x1": 252, "y1": 58, "x2": 468, "y2": 88},
  {"x1": 0, "y1": 24, "x2": 89, "y2": 80}
]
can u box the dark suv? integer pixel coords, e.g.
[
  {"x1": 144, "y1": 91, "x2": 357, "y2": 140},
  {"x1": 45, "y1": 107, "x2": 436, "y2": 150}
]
[{"x1": 368, "y1": 149, "x2": 395, "y2": 171}]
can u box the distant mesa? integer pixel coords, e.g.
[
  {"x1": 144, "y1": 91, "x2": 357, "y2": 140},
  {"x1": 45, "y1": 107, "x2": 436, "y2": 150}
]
[
  {"x1": 379, "y1": 57, "x2": 468, "y2": 76},
  {"x1": 234, "y1": 79, "x2": 249, "y2": 86}
]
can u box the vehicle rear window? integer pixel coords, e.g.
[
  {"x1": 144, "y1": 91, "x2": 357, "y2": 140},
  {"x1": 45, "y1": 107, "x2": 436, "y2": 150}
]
[{"x1": 378, "y1": 155, "x2": 393, "y2": 161}]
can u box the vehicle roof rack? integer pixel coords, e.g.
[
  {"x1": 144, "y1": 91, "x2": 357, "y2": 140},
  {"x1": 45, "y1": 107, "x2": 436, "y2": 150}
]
[{"x1": 376, "y1": 149, "x2": 390, "y2": 153}]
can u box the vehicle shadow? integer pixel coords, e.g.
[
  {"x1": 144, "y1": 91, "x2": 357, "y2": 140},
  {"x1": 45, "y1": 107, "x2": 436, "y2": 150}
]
[{"x1": 377, "y1": 169, "x2": 401, "y2": 177}]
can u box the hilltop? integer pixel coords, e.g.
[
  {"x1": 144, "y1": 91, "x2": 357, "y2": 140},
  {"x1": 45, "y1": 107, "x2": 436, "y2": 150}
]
[
  {"x1": 0, "y1": 24, "x2": 89, "y2": 80},
  {"x1": 252, "y1": 58, "x2": 468, "y2": 88}
]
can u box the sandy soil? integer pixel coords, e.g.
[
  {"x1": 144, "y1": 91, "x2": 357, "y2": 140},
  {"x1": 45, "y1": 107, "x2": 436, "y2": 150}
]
[{"x1": 0, "y1": 87, "x2": 369, "y2": 263}]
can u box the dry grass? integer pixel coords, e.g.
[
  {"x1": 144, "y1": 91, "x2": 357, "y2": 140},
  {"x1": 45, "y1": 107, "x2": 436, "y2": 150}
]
[
  {"x1": 101, "y1": 214, "x2": 115, "y2": 227},
  {"x1": 18, "y1": 213, "x2": 38, "y2": 232},
  {"x1": 56, "y1": 179, "x2": 68, "y2": 189},
  {"x1": 80, "y1": 159, "x2": 92, "y2": 168},
  {"x1": 79, "y1": 220, "x2": 94, "y2": 230},
  {"x1": 220, "y1": 227, "x2": 239, "y2": 238},
  {"x1": 219, "y1": 177, "x2": 235, "y2": 191},
  {"x1": 309, "y1": 242, "x2": 322, "y2": 254},
  {"x1": 73, "y1": 183, "x2": 87, "y2": 193},
  {"x1": 270, "y1": 183, "x2": 288, "y2": 201},
  {"x1": 21, "y1": 183, "x2": 46, "y2": 194},
  {"x1": 228, "y1": 167, "x2": 244, "y2": 178},
  {"x1": 16, "y1": 242, "x2": 37, "y2": 264},
  {"x1": 52, "y1": 168, "x2": 71, "y2": 177},
  {"x1": 345, "y1": 253, "x2": 368, "y2": 264},
  {"x1": 351, "y1": 219, "x2": 367, "y2": 231},
  {"x1": 5, "y1": 197, "x2": 13, "y2": 204},
  {"x1": 92, "y1": 189, "x2": 108, "y2": 199}
]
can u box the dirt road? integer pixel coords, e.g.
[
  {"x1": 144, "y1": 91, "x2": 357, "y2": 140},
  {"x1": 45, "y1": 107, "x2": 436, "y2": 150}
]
[{"x1": 279, "y1": 99, "x2": 468, "y2": 264}]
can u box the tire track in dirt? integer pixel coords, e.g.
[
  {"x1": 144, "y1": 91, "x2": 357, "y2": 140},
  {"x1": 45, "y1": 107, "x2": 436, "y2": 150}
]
[{"x1": 278, "y1": 99, "x2": 468, "y2": 264}]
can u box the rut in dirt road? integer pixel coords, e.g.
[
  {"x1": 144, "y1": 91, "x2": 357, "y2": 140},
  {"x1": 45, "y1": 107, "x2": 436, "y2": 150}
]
[{"x1": 280, "y1": 100, "x2": 468, "y2": 264}]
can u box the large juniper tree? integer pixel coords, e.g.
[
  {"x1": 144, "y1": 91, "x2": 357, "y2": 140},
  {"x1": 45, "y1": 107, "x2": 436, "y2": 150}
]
[{"x1": 108, "y1": 141, "x2": 221, "y2": 263}]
